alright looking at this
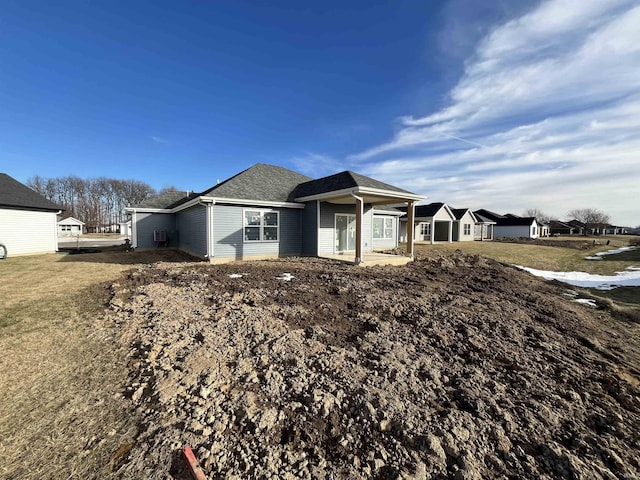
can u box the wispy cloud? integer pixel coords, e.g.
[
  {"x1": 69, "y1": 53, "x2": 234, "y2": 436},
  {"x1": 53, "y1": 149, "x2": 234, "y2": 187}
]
[
  {"x1": 150, "y1": 136, "x2": 168, "y2": 144},
  {"x1": 347, "y1": 0, "x2": 640, "y2": 225},
  {"x1": 291, "y1": 153, "x2": 345, "y2": 178}
]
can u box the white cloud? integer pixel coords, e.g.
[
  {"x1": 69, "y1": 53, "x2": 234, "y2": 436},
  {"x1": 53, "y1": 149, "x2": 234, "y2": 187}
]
[
  {"x1": 150, "y1": 136, "x2": 168, "y2": 144},
  {"x1": 347, "y1": 0, "x2": 640, "y2": 226}
]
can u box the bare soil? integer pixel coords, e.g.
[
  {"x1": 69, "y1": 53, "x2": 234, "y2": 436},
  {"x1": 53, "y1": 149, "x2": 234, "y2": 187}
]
[{"x1": 104, "y1": 253, "x2": 640, "y2": 479}]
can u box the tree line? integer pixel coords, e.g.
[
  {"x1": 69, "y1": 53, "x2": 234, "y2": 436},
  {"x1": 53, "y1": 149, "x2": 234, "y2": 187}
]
[
  {"x1": 524, "y1": 207, "x2": 613, "y2": 232},
  {"x1": 27, "y1": 175, "x2": 169, "y2": 233}
]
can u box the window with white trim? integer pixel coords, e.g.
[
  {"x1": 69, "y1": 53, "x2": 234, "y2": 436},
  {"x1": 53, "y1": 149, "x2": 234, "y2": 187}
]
[
  {"x1": 420, "y1": 223, "x2": 431, "y2": 236},
  {"x1": 373, "y1": 217, "x2": 394, "y2": 239},
  {"x1": 463, "y1": 223, "x2": 471, "y2": 235},
  {"x1": 244, "y1": 210, "x2": 279, "y2": 242}
]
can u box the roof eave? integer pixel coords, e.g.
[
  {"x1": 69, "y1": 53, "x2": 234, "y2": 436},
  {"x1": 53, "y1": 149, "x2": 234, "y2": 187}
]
[{"x1": 295, "y1": 186, "x2": 423, "y2": 203}]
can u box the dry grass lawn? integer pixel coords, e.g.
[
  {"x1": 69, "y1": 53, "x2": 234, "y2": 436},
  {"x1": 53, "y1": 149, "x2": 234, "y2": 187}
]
[{"x1": 0, "y1": 248, "x2": 201, "y2": 480}]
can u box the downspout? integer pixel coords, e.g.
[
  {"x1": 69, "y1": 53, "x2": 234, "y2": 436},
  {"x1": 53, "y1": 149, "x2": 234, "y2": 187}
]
[
  {"x1": 132, "y1": 210, "x2": 138, "y2": 248},
  {"x1": 200, "y1": 199, "x2": 215, "y2": 260},
  {"x1": 350, "y1": 193, "x2": 364, "y2": 264},
  {"x1": 316, "y1": 200, "x2": 320, "y2": 257},
  {"x1": 54, "y1": 210, "x2": 62, "y2": 252}
]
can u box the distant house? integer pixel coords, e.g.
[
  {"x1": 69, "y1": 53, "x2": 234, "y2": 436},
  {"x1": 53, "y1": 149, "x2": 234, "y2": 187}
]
[
  {"x1": 473, "y1": 211, "x2": 496, "y2": 241},
  {"x1": 494, "y1": 216, "x2": 539, "y2": 239},
  {"x1": 127, "y1": 164, "x2": 423, "y2": 264},
  {"x1": 567, "y1": 219, "x2": 586, "y2": 235},
  {"x1": 549, "y1": 220, "x2": 574, "y2": 236},
  {"x1": 450, "y1": 208, "x2": 477, "y2": 242},
  {"x1": 57, "y1": 216, "x2": 84, "y2": 237},
  {"x1": 474, "y1": 209, "x2": 539, "y2": 239},
  {"x1": 0, "y1": 173, "x2": 62, "y2": 256},
  {"x1": 399, "y1": 202, "x2": 456, "y2": 244}
]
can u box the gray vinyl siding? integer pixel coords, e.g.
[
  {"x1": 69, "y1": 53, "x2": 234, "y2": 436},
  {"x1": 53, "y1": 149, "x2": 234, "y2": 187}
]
[
  {"x1": 134, "y1": 212, "x2": 177, "y2": 249},
  {"x1": 317, "y1": 202, "x2": 374, "y2": 255},
  {"x1": 211, "y1": 204, "x2": 301, "y2": 260},
  {"x1": 177, "y1": 205, "x2": 208, "y2": 257},
  {"x1": 0, "y1": 208, "x2": 57, "y2": 255},
  {"x1": 300, "y1": 201, "x2": 318, "y2": 256}
]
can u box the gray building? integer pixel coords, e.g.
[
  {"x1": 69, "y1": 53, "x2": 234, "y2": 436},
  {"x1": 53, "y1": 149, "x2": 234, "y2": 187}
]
[{"x1": 127, "y1": 164, "x2": 423, "y2": 264}]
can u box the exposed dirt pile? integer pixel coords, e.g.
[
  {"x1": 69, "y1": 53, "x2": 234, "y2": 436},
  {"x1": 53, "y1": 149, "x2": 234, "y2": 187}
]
[
  {"x1": 105, "y1": 253, "x2": 640, "y2": 479},
  {"x1": 493, "y1": 238, "x2": 596, "y2": 250}
]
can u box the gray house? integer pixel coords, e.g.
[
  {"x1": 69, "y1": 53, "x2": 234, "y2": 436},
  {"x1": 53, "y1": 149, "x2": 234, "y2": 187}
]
[
  {"x1": 127, "y1": 164, "x2": 423, "y2": 264},
  {"x1": 0, "y1": 173, "x2": 62, "y2": 256}
]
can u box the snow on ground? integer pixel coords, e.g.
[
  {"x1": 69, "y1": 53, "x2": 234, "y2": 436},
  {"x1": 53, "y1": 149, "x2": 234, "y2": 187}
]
[
  {"x1": 517, "y1": 266, "x2": 640, "y2": 290},
  {"x1": 585, "y1": 246, "x2": 636, "y2": 260}
]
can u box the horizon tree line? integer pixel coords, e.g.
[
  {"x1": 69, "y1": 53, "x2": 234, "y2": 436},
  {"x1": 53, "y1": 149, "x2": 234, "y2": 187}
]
[{"x1": 27, "y1": 175, "x2": 178, "y2": 233}]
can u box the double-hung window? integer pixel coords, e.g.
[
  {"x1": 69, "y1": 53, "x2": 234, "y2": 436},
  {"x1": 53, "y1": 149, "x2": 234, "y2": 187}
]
[
  {"x1": 463, "y1": 223, "x2": 471, "y2": 235},
  {"x1": 244, "y1": 210, "x2": 279, "y2": 242},
  {"x1": 420, "y1": 223, "x2": 431, "y2": 236},
  {"x1": 373, "y1": 217, "x2": 394, "y2": 239}
]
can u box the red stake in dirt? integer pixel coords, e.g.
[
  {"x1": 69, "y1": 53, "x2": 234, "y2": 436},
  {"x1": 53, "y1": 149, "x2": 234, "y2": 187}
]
[{"x1": 183, "y1": 446, "x2": 207, "y2": 480}]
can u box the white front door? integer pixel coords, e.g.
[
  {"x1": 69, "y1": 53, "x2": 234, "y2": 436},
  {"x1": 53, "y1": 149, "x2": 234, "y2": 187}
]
[{"x1": 335, "y1": 214, "x2": 356, "y2": 252}]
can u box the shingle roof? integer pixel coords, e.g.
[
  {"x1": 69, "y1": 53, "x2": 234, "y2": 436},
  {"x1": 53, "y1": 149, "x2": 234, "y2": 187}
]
[
  {"x1": 0, "y1": 173, "x2": 62, "y2": 211},
  {"x1": 450, "y1": 208, "x2": 475, "y2": 220},
  {"x1": 136, "y1": 190, "x2": 195, "y2": 209},
  {"x1": 496, "y1": 216, "x2": 536, "y2": 226},
  {"x1": 474, "y1": 209, "x2": 504, "y2": 222},
  {"x1": 474, "y1": 212, "x2": 496, "y2": 223},
  {"x1": 290, "y1": 170, "x2": 414, "y2": 199},
  {"x1": 171, "y1": 164, "x2": 313, "y2": 207},
  {"x1": 414, "y1": 202, "x2": 446, "y2": 218}
]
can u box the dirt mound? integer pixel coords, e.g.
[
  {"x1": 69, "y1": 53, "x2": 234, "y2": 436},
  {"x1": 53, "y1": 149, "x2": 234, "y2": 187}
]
[
  {"x1": 105, "y1": 254, "x2": 640, "y2": 479},
  {"x1": 494, "y1": 238, "x2": 595, "y2": 250}
]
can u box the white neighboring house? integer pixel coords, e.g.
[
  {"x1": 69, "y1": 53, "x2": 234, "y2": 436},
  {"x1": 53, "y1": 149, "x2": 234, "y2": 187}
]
[
  {"x1": 450, "y1": 208, "x2": 478, "y2": 242},
  {"x1": 57, "y1": 216, "x2": 84, "y2": 237},
  {"x1": 494, "y1": 217, "x2": 539, "y2": 239},
  {"x1": 0, "y1": 173, "x2": 62, "y2": 257}
]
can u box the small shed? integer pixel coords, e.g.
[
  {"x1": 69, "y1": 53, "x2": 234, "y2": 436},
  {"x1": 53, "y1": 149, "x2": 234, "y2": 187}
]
[{"x1": 57, "y1": 216, "x2": 84, "y2": 236}]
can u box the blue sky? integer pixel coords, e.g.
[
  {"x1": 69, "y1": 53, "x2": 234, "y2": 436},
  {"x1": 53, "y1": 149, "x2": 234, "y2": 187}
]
[{"x1": 1, "y1": 0, "x2": 638, "y2": 225}]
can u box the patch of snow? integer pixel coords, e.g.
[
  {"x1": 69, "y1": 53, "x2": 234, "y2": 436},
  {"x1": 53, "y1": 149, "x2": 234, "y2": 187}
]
[
  {"x1": 563, "y1": 290, "x2": 579, "y2": 297},
  {"x1": 585, "y1": 246, "x2": 636, "y2": 260},
  {"x1": 276, "y1": 273, "x2": 295, "y2": 281},
  {"x1": 516, "y1": 266, "x2": 640, "y2": 290},
  {"x1": 228, "y1": 274, "x2": 243, "y2": 279},
  {"x1": 574, "y1": 298, "x2": 597, "y2": 307}
]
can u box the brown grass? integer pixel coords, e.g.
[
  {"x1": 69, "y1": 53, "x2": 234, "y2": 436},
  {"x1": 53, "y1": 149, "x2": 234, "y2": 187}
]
[
  {"x1": 0, "y1": 248, "x2": 202, "y2": 479},
  {"x1": 407, "y1": 236, "x2": 640, "y2": 275}
]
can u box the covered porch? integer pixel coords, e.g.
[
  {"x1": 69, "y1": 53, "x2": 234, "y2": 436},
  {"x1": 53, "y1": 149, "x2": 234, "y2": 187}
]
[{"x1": 293, "y1": 172, "x2": 424, "y2": 265}]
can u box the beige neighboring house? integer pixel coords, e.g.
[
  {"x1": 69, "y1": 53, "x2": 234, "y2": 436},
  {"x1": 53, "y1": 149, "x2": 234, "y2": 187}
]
[
  {"x1": 0, "y1": 173, "x2": 62, "y2": 257},
  {"x1": 399, "y1": 202, "x2": 456, "y2": 244},
  {"x1": 57, "y1": 216, "x2": 84, "y2": 237}
]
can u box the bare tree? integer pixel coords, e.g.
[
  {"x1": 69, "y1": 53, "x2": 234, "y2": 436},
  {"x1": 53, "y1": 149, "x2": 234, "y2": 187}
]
[
  {"x1": 523, "y1": 208, "x2": 552, "y2": 224},
  {"x1": 26, "y1": 175, "x2": 156, "y2": 233},
  {"x1": 568, "y1": 208, "x2": 611, "y2": 234}
]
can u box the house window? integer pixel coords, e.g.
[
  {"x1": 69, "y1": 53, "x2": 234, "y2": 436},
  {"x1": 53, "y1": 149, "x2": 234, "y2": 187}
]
[
  {"x1": 420, "y1": 223, "x2": 431, "y2": 236},
  {"x1": 244, "y1": 210, "x2": 279, "y2": 242},
  {"x1": 373, "y1": 217, "x2": 394, "y2": 239},
  {"x1": 463, "y1": 223, "x2": 471, "y2": 235},
  {"x1": 532, "y1": 227, "x2": 537, "y2": 235},
  {"x1": 61, "y1": 225, "x2": 71, "y2": 231}
]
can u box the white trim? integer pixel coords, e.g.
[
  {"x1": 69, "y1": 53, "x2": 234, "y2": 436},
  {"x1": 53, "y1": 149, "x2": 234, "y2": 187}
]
[
  {"x1": 372, "y1": 209, "x2": 404, "y2": 216},
  {"x1": 295, "y1": 186, "x2": 424, "y2": 203},
  {"x1": 125, "y1": 196, "x2": 304, "y2": 215},
  {"x1": 334, "y1": 213, "x2": 356, "y2": 254}
]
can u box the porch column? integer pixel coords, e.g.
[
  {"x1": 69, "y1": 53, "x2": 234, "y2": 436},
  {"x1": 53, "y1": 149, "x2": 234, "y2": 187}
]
[
  {"x1": 355, "y1": 196, "x2": 363, "y2": 264},
  {"x1": 406, "y1": 201, "x2": 414, "y2": 258},
  {"x1": 448, "y1": 221, "x2": 453, "y2": 243},
  {"x1": 431, "y1": 221, "x2": 435, "y2": 245}
]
